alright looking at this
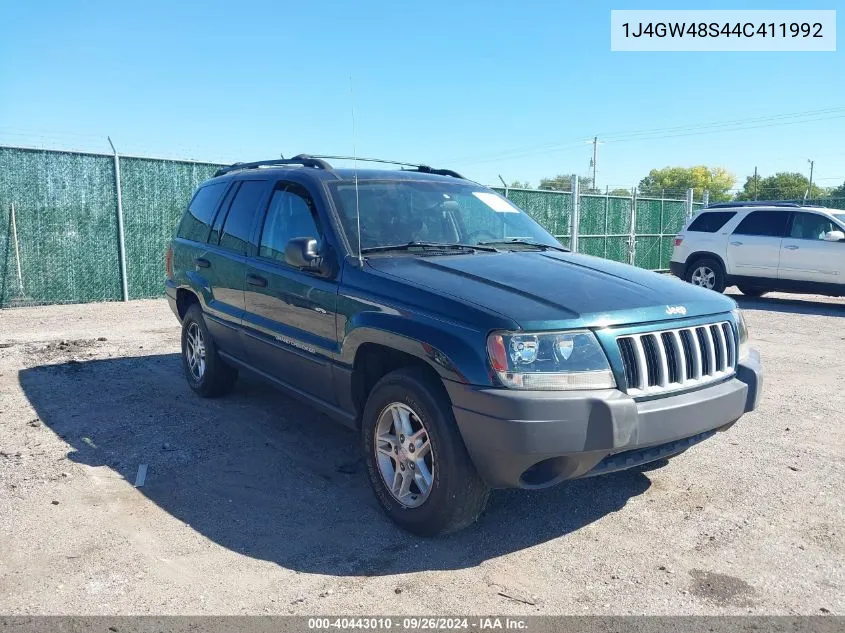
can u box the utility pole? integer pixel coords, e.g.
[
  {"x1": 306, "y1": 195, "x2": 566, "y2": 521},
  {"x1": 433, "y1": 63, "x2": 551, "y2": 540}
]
[
  {"x1": 753, "y1": 166, "x2": 758, "y2": 200},
  {"x1": 807, "y1": 159, "x2": 814, "y2": 200},
  {"x1": 498, "y1": 174, "x2": 508, "y2": 198},
  {"x1": 590, "y1": 136, "x2": 598, "y2": 191}
]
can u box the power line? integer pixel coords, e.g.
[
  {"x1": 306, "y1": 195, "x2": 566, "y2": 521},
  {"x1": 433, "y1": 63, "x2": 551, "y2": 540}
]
[{"x1": 449, "y1": 106, "x2": 845, "y2": 165}]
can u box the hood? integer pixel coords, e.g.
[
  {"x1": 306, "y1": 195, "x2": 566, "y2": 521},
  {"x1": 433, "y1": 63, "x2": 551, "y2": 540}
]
[{"x1": 365, "y1": 251, "x2": 735, "y2": 330}]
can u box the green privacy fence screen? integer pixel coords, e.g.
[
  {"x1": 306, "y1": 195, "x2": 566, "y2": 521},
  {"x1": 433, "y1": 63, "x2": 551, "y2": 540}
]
[
  {"x1": 119, "y1": 157, "x2": 225, "y2": 298},
  {"x1": 1, "y1": 147, "x2": 223, "y2": 307},
  {"x1": 491, "y1": 187, "x2": 705, "y2": 269},
  {"x1": 8, "y1": 145, "x2": 841, "y2": 308},
  {"x1": 0, "y1": 148, "x2": 121, "y2": 306}
]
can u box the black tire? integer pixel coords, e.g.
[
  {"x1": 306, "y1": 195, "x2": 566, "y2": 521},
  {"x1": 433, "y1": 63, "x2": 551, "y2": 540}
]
[
  {"x1": 362, "y1": 367, "x2": 490, "y2": 536},
  {"x1": 180, "y1": 304, "x2": 238, "y2": 398},
  {"x1": 738, "y1": 286, "x2": 768, "y2": 297},
  {"x1": 685, "y1": 257, "x2": 726, "y2": 293}
]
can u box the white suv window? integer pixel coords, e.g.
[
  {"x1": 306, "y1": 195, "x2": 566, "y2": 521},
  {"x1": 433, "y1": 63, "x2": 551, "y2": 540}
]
[
  {"x1": 733, "y1": 211, "x2": 789, "y2": 237},
  {"x1": 687, "y1": 211, "x2": 736, "y2": 233},
  {"x1": 788, "y1": 212, "x2": 839, "y2": 241}
]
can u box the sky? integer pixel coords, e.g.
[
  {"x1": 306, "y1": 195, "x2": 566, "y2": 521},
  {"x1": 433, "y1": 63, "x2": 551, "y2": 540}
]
[{"x1": 1, "y1": 0, "x2": 843, "y2": 193}]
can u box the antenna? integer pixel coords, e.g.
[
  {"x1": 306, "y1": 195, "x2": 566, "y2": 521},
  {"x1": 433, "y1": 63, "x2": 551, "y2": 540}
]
[{"x1": 350, "y1": 75, "x2": 363, "y2": 266}]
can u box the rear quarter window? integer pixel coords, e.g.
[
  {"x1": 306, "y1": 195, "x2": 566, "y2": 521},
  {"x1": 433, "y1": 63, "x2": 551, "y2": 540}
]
[
  {"x1": 687, "y1": 211, "x2": 736, "y2": 233},
  {"x1": 176, "y1": 182, "x2": 227, "y2": 242}
]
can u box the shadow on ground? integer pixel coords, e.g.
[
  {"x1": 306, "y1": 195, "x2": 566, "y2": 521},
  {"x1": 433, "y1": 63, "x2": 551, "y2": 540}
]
[
  {"x1": 728, "y1": 292, "x2": 845, "y2": 317},
  {"x1": 20, "y1": 354, "x2": 650, "y2": 575}
]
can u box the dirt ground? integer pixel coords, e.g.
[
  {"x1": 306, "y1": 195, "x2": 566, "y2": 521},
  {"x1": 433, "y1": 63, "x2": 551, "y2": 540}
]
[{"x1": 0, "y1": 291, "x2": 843, "y2": 615}]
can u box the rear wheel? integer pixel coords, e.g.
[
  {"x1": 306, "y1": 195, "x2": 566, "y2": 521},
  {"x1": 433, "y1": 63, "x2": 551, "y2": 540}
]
[
  {"x1": 362, "y1": 367, "x2": 489, "y2": 536},
  {"x1": 181, "y1": 304, "x2": 238, "y2": 398},
  {"x1": 685, "y1": 257, "x2": 726, "y2": 293},
  {"x1": 738, "y1": 286, "x2": 768, "y2": 297}
]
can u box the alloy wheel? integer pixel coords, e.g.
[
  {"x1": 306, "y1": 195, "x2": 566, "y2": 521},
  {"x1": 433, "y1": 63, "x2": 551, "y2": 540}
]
[
  {"x1": 185, "y1": 322, "x2": 206, "y2": 381},
  {"x1": 374, "y1": 402, "x2": 434, "y2": 508},
  {"x1": 690, "y1": 265, "x2": 716, "y2": 289}
]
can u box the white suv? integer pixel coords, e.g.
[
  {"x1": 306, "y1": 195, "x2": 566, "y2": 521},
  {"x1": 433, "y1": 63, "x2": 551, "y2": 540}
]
[{"x1": 670, "y1": 202, "x2": 845, "y2": 296}]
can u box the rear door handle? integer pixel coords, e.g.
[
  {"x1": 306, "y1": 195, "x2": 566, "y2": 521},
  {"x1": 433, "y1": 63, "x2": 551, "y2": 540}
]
[
  {"x1": 195, "y1": 258, "x2": 211, "y2": 268},
  {"x1": 246, "y1": 273, "x2": 268, "y2": 287},
  {"x1": 784, "y1": 245, "x2": 799, "y2": 250},
  {"x1": 730, "y1": 241, "x2": 743, "y2": 246}
]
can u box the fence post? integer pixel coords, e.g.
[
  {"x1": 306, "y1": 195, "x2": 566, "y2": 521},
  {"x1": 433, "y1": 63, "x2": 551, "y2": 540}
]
[
  {"x1": 498, "y1": 174, "x2": 508, "y2": 199},
  {"x1": 569, "y1": 174, "x2": 580, "y2": 253},
  {"x1": 628, "y1": 187, "x2": 637, "y2": 266},
  {"x1": 685, "y1": 188, "x2": 695, "y2": 220},
  {"x1": 9, "y1": 203, "x2": 25, "y2": 296},
  {"x1": 108, "y1": 137, "x2": 129, "y2": 302},
  {"x1": 603, "y1": 187, "x2": 609, "y2": 259},
  {"x1": 702, "y1": 190, "x2": 710, "y2": 208}
]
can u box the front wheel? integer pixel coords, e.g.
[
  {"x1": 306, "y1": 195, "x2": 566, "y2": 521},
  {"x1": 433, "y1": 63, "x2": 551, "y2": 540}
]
[
  {"x1": 685, "y1": 257, "x2": 726, "y2": 293},
  {"x1": 362, "y1": 367, "x2": 489, "y2": 536}
]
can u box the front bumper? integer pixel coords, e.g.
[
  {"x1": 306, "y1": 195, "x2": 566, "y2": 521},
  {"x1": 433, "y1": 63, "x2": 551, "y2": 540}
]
[{"x1": 446, "y1": 349, "x2": 762, "y2": 489}]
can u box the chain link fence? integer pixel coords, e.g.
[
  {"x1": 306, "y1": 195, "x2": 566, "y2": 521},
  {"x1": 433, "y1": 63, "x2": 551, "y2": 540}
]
[
  {"x1": 4, "y1": 145, "x2": 842, "y2": 308},
  {"x1": 1, "y1": 147, "x2": 222, "y2": 307},
  {"x1": 492, "y1": 186, "x2": 704, "y2": 270}
]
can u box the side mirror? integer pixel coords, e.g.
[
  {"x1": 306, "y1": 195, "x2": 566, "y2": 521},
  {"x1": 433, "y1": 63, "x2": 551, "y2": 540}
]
[
  {"x1": 823, "y1": 230, "x2": 845, "y2": 242},
  {"x1": 284, "y1": 237, "x2": 322, "y2": 270}
]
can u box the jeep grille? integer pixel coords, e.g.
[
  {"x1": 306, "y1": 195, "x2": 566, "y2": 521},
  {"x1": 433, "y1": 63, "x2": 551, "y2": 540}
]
[{"x1": 617, "y1": 322, "x2": 736, "y2": 396}]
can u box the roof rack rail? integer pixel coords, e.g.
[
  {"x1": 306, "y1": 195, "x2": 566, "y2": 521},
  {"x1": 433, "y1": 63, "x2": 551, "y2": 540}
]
[
  {"x1": 213, "y1": 154, "x2": 332, "y2": 177},
  {"x1": 705, "y1": 200, "x2": 802, "y2": 209},
  {"x1": 311, "y1": 155, "x2": 466, "y2": 180}
]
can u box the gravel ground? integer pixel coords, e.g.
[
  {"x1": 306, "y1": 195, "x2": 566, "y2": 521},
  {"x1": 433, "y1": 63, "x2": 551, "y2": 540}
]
[{"x1": 0, "y1": 291, "x2": 843, "y2": 616}]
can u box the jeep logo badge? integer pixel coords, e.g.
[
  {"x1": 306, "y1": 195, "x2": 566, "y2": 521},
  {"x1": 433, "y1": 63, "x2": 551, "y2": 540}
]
[{"x1": 666, "y1": 305, "x2": 687, "y2": 316}]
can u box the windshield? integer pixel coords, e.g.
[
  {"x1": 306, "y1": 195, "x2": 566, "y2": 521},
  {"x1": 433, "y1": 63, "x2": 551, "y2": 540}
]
[
  {"x1": 327, "y1": 179, "x2": 560, "y2": 252},
  {"x1": 834, "y1": 213, "x2": 845, "y2": 226}
]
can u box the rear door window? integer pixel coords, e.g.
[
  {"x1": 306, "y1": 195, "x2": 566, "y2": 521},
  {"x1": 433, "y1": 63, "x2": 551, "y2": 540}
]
[
  {"x1": 208, "y1": 182, "x2": 240, "y2": 244},
  {"x1": 687, "y1": 211, "x2": 736, "y2": 233},
  {"x1": 177, "y1": 182, "x2": 227, "y2": 242},
  {"x1": 219, "y1": 181, "x2": 268, "y2": 253},
  {"x1": 732, "y1": 211, "x2": 790, "y2": 237}
]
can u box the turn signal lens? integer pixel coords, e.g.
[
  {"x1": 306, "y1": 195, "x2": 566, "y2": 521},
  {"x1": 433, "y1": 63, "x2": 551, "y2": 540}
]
[
  {"x1": 487, "y1": 334, "x2": 508, "y2": 372},
  {"x1": 674, "y1": 236, "x2": 684, "y2": 247}
]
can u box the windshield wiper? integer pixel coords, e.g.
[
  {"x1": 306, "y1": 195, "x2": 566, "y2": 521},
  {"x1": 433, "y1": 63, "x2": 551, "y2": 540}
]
[
  {"x1": 360, "y1": 241, "x2": 500, "y2": 254},
  {"x1": 478, "y1": 239, "x2": 570, "y2": 252}
]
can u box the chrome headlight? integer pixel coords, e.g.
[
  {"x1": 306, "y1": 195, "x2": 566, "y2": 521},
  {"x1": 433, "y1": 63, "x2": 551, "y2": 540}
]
[
  {"x1": 732, "y1": 309, "x2": 750, "y2": 360},
  {"x1": 486, "y1": 330, "x2": 615, "y2": 390}
]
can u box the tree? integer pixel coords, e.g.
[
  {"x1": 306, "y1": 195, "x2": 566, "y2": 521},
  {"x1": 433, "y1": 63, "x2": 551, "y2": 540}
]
[
  {"x1": 637, "y1": 166, "x2": 735, "y2": 201},
  {"x1": 538, "y1": 174, "x2": 593, "y2": 192},
  {"x1": 828, "y1": 180, "x2": 845, "y2": 199},
  {"x1": 509, "y1": 180, "x2": 532, "y2": 189},
  {"x1": 734, "y1": 172, "x2": 825, "y2": 201},
  {"x1": 608, "y1": 188, "x2": 633, "y2": 197}
]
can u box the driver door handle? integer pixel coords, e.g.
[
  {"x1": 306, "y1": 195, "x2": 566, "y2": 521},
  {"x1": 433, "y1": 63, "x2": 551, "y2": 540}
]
[
  {"x1": 730, "y1": 241, "x2": 743, "y2": 246},
  {"x1": 784, "y1": 245, "x2": 799, "y2": 250},
  {"x1": 246, "y1": 273, "x2": 267, "y2": 287}
]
